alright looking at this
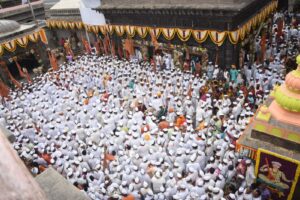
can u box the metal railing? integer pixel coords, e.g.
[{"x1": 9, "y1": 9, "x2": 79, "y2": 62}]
[{"x1": 236, "y1": 143, "x2": 257, "y2": 160}]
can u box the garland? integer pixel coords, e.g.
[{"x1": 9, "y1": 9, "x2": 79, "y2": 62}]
[{"x1": 0, "y1": 29, "x2": 48, "y2": 55}]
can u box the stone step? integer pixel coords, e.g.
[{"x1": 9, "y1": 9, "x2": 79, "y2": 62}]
[{"x1": 35, "y1": 167, "x2": 90, "y2": 200}]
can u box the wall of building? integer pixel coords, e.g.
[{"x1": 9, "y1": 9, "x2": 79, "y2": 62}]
[{"x1": 80, "y1": 0, "x2": 106, "y2": 26}]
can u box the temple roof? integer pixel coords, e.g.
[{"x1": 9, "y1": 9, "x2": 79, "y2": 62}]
[
  {"x1": 50, "y1": 0, "x2": 80, "y2": 10},
  {"x1": 0, "y1": 20, "x2": 37, "y2": 43},
  {"x1": 0, "y1": 20, "x2": 20, "y2": 34},
  {"x1": 99, "y1": 0, "x2": 253, "y2": 11}
]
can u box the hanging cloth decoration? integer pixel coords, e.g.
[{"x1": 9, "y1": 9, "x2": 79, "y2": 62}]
[
  {"x1": 81, "y1": 35, "x2": 91, "y2": 54},
  {"x1": 39, "y1": 29, "x2": 48, "y2": 44},
  {"x1": 46, "y1": 21, "x2": 51, "y2": 28},
  {"x1": 12, "y1": 57, "x2": 25, "y2": 78},
  {"x1": 150, "y1": 30, "x2": 159, "y2": 50},
  {"x1": 3, "y1": 41, "x2": 17, "y2": 52},
  {"x1": 136, "y1": 26, "x2": 148, "y2": 39},
  {"x1": 0, "y1": 61, "x2": 22, "y2": 89},
  {"x1": 177, "y1": 29, "x2": 192, "y2": 42},
  {"x1": 28, "y1": 32, "x2": 39, "y2": 43},
  {"x1": 239, "y1": 26, "x2": 246, "y2": 41},
  {"x1": 115, "y1": 25, "x2": 125, "y2": 36},
  {"x1": 64, "y1": 41, "x2": 74, "y2": 57},
  {"x1": 99, "y1": 26, "x2": 107, "y2": 35},
  {"x1": 94, "y1": 39, "x2": 101, "y2": 55},
  {"x1": 209, "y1": 31, "x2": 227, "y2": 46},
  {"x1": 103, "y1": 34, "x2": 110, "y2": 55},
  {"x1": 0, "y1": 78, "x2": 10, "y2": 98},
  {"x1": 228, "y1": 30, "x2": 240, "y2": 45},
  {"x1": 48, "y1": 50, "x2": 59, "y2": 71},
  {"x1": 118, "y1": 43, "x2": 123, "y2": 59},
  {"x1": 62, "y1": 21, "x2": 69, "y2": 29},
  {"x1": 92, "y1": 26, "x2": 99, "y2": 34},
  {"x1": 111, "y1": 39, "x2": 116, "y2": 57},
  {"x1": 260, "y1": 33, "x2": 267, "y2": 61},
  {"x1": 124, "y1": 38, "x2": 135, "y2": 57},
  {"x1": 192, "y1": 30, "x2": 209, "y2": 43},
  {"x1": 150, "y1": 28, "x2": 161, "y2": 39},
  {"x1": 162, "y1": 28, "x2": 176, "y2": 40},
  {"x1": 125, "y1": 25, "x2": 136, "y2": 38},
  {"x1": 106, "y1": 25, "x2": 114, "y2": 35},
  {"x1": 50, "y1": 21, "x2": 57, "y2": 28},
  {"x1": 69, "y1": 22, "x2": 76, "y2": 29},
  {"x1": 56, "y1": 21, "x2": 63, "y2": 29},
  {"x1": 16, "y1": 36, "x2": 29, "y2": 48},
  {"x1": 75, "y1": 22, "x2": 83, "y2": 29},
  {"x1": 85, "y1": 24, "x2": 92, "y2": 32}
]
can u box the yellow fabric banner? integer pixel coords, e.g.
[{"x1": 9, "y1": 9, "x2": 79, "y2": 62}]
[
  {"x1": 162, "y1": 28, "x2": 176, "y2": 40},
  {"x1": 16, "y1": 36, "x2": 29, "y2": 48},
  {"x1": 177, "y1": 28, "x2": 192, "y2": 42},
  {"x1": 125, "y1": 25, "x2": 135, "y2": 37},
  {"x1": 115, "y1": 25, "x2": 125, "y2": 36},
  {"x1": 136, "y1": 26, "x2": 148, "y2": 38},
  {"x1": 209, "y1": 31, "x2": 227, "y2": 46},
  {"x1": 0, "y1": 29, "x2": 47, "y2": 54},
  {"x1": 192, "y1": 30, "x2": 209, "y2": 43}
]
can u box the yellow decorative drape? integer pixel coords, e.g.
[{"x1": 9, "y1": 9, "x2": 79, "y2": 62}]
[
  {"x1": 239, "y1": 26, "x2": 246, "y2": 41},
  {"x1": 228, "y1": 30, "x2": 240, "y2": 45},
  {"x1": 125, "y1": 25, "x2": 135, "y2": 37},
  {"x1": 56, "y1": 21, "x2": 63, "y2": 29},
  {"x1": 62, "y1": 21, "x2": 69, "y2": 29},
  {"x1": 91, "y1": 26, "x2": 99, "y2": 34},
  {"x1": 75, "y1": 22, "x2": 83, "y2": 29},
  {"x1": 99, "y1": 26, "x2": 107, "y2": 35},
  {"x1": 39, "y1": 29, "x2": 48, "y2": 44},
  {"x1": 136, "y1": 26, "x2": 148, "y2": 38},
  {"x1": 192, "y1": 30, "x2": 209, "y2": 43},
  {"x1": 115, "y1": 25, "x2": 125, "y2": 36},
  {"x1": 0, "y1": 29, "x2": 48, "y2": 54},
  {"x1": 161, "y1": 28, "x2": 176, "y2": 40},
  {"x1": 209, "y1": 31, "x2": 227, "y2": 46},
  {"x1": 69, "y1": 22, "x2": 76, "y2": 29},
  {"x1": 28, "y1": 32, "x2": 39, "y2": 43},
  {"x1": 177, "y1": 28, "x2": 192, "y2": 42},
  {"x1": 107, "y1": 25, "x2": 115, "y2": 35},
  {"x1": 45, "y1": 0, "x2": 278, "y2": 45},
  {"x1": 16, "y1": 36, "x2": 29, "y2": 48},
  {"x1": 149, "y1": 28, "x2": 161, "y2": 39},
  {"x1": 3, "y1": 40, "x2": 17, "y2": 52}
]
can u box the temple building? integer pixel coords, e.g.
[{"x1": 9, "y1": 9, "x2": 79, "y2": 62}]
[{"x1": 93, "y1": 0, "x2": 278, "y2": 67}]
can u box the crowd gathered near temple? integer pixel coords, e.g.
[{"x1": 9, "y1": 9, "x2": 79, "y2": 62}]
[{"x1": 0, "y1": 11, "x2": 299, "y2": 200}]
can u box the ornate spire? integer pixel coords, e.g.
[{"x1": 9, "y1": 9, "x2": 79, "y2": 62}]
[{"x1": 273, "y1": 55, "x2": 300, "y2": 113}]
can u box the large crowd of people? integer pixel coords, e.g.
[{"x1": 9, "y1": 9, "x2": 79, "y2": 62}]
[{"x1": 0, "y1": 11, "x2": 299, "y2": 200}]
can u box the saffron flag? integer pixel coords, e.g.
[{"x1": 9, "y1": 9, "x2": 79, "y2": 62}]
[
  {"x1": 124, "y1": 38, "x2": 135, "y2": 57},
  {"x1": 260, "y1": 33, "x2": 266, "y2": 61},
  {"x1": 0, "y1": 61, "x2": 22, "y2": 89}
]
